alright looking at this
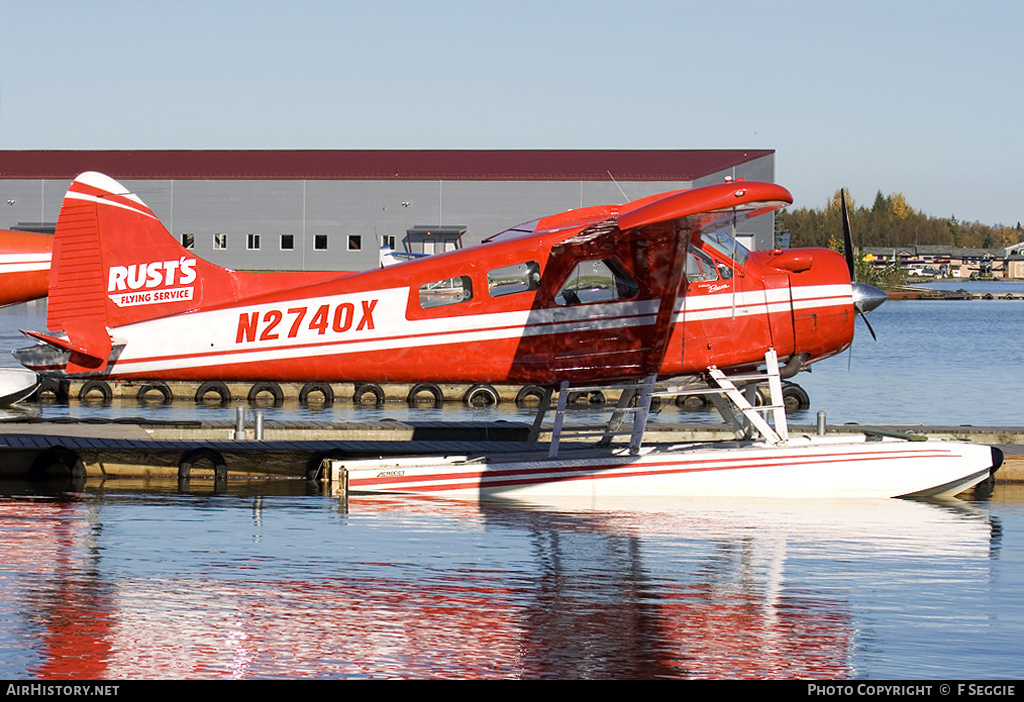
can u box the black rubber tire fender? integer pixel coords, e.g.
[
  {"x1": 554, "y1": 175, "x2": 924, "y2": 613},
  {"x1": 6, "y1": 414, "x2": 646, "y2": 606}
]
[
  {"x1": 36, "y1": 378, "x2": 70, "y2": 404},
  {"x1": 352, "y1": 383, "x2": 385, "y2": 406},
  {"x1": 463, "y1": 383, "x2": 500, "y2": 407},
  {"x1": 194, "y1": 381, "x2": 232, "y2": 404},
  {"x1": 675, "y1": 394, "x2": 708, "y2": 410},
  {"x1": 178, "y1": 448, "x2": 227, "y2": 480},
  {"x1": 567, "y1": 390, "x2": 606, "y2": 405},
  {"x1": 78, "y1": 380, "x2": 112, "y2": 403},
  {"x1": 247, "y1": 381, "x2": 284, "y2": 406},
  {"x1": 298, "y1": 382, "x2": 335, "y2": 405},
  {"x1": 407, "y1": 382, "x2": 444, "y2": 407},
  {"x1": 514, "y1": 385, "x2": 548, "y2": 408},
  {"x1": 136, "y1": 381, "x2": 173, "y2": 404},
  {"x1": 30, "y1": 445, "x2": 86, "y2": 481}
]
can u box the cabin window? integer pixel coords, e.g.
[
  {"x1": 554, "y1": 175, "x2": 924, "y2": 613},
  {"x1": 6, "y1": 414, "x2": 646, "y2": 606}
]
[
  {"x1": 280, "y1": 234, "x2": 295, "y2": 251},
  {"x1": 247, "y1": 233, "x2": 261, "y2": 251},
  {"x1": 686, "y1": 247, "x2": 719, "y2": 283},
  {"x1": 555, "y1": 259, "x2": 638, "y2": 306},
  {"x1": 701, "y1": 228, "x2": 750, "y2": 265},
  {"x1": 419, "y1": 276, "x2": 473, "y2": 309},
  {"x1": 213, "y1": 233, "x2": 228, "y2": 250},
  {"x1": 487, "y1": 261, "x2": 540, "y2": 297}
]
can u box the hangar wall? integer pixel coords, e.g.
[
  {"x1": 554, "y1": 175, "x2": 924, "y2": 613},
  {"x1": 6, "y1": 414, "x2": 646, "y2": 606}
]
[{"x1": 0, "y1": 152, "x2": 775, "y2": 271}]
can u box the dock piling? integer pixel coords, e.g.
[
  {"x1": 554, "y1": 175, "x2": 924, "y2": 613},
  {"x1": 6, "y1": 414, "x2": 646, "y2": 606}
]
[
  {"x1": 254, "y1": 410, "x2": 264, "y2": 441},
  {"x1": 234, "y1": 406, "x2": 247, "y2": 440}
]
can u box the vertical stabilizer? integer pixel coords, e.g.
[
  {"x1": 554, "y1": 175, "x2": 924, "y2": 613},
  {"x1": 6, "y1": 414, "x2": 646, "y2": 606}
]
[{"x1": 43, "y1": 172, "x2": 216, "y2": 372}]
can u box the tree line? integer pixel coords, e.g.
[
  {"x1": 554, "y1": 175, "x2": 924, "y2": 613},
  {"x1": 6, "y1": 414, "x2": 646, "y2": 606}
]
[{"x1": 776, "y1": 189, "x2": 1023, "y2": 251}]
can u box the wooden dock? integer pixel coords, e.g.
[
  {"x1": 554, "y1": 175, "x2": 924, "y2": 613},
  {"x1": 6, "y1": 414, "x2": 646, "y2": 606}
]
[
  {"x1": 888, "y1": 288, "x2": 1024, "y2": 301},
  {"x1": 2, "y1": 417, "x2": 1022, "y2": 484}
]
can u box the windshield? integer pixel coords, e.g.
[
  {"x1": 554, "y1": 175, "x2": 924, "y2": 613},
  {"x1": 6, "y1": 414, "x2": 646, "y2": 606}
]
[{"x1": 701, "y1": 228, "x2": 750, "y2": 265}]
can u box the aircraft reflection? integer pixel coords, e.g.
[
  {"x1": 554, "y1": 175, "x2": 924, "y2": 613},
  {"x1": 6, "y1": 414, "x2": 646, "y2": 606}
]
[{"x1": 0, "y1": 485, "x2": 1000, "y2": 679}]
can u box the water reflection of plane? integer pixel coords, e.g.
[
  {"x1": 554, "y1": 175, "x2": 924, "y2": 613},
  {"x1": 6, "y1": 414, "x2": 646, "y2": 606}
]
[
  {"x1": 463, "y1": 495, "x2": 999, "y2": 679},
  {"x1": 1, "y1": 488, "x2": 999, "y2": 679}
]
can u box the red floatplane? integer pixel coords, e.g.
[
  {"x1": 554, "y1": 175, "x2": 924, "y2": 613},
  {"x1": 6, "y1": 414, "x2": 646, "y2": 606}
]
[
  {"x1": 12, "y1": 172, "x2": 1001, "y2": 497},
  {"x1": 0, "y1": 228, "x2": 51, "y2": 307}
]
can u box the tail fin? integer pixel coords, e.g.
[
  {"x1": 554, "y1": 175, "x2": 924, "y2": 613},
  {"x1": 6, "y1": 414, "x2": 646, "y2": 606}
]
[
  {"x1": 39, "y1": 172, "x2": 343, "y2": 374},
  {"x1": 41, "y1": 173, "x2": 216, "y2": 372},
  {"x1": 48, "y1": 173, "x2": 209, "y2": 328}
]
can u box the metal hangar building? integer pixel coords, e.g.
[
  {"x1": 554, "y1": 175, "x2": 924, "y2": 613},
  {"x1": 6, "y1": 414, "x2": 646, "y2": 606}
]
[{"x1": 0, "y1": 149, "x2": 776, "y2": 272}]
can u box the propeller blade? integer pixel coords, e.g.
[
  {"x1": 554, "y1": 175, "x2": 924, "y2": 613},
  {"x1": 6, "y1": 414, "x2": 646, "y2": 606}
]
[
  {"x1": 841, "y1": 189, "x2": 856, "y2": 282},
  {"x1": 840, "y1": 194, "x2": 883, "y2": 357},
  {"x1": 855, "y1": 302, "x2": 878, "y2": 341}
]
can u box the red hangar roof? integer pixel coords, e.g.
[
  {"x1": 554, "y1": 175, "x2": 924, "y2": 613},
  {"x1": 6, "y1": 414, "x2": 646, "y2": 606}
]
[{"x1": 0, "y1": 149, "x2": 773, "y2": 181}]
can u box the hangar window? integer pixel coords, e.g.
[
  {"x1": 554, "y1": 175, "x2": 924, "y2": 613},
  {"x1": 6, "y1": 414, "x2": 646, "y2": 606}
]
[
  {"x1": 313, "y1": 235, "x2": 328, "y2": 251},
  {"x1": 181, "y1": 233, "x2": 195, "y2": 249},
  {"x1": 348, "y1": 235, "x2": 362, "y2": 251},
  {"x1": 555, "y1": 259, "x2": 637, "y2": 306},
  {"x1": 420, "y1": 276, "x2": 473, "y2": 309},
  {"x1": 247, "y1": 234, "x2": 261, "y2": 251},
  {"x1": 280, "y1": 234, "x2": 294, "y2": 251},
  {"x1": 214, "y1": 233, "x2": 228, "y2": 250}
]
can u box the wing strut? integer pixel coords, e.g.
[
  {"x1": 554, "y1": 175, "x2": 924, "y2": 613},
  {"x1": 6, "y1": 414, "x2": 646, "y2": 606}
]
[{"x1": 527, "y1": 349, "x2": 791, "y2": 456}]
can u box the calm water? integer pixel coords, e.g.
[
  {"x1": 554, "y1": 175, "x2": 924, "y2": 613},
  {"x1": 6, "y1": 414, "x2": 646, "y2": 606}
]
[
  {"x1": 1, "y1": 483, "x2": 1023, "y2": 680},
  {"x1": 1, "y1": 286, "x2": 1024, "y2": 679}
]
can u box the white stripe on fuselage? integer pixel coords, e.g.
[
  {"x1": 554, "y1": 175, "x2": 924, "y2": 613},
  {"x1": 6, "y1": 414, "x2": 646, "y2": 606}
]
[
  {"x1": 0, "y1": 253, "x2": 51, "y2": 273},
  {"x1": 677, "y1": 283, "x2": 852, "y2": 321},
  {"x1": 106, "y1": 289, "x2": 660, "y2": 375},
  {"x1": 100, "y1": 282, "x2": 851, "y2": 376}
]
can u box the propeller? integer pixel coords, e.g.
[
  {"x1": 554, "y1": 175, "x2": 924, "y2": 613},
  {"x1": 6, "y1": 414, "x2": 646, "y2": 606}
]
[{"x1": 840, "y1": 189, "x2": 887, "y2": 340}]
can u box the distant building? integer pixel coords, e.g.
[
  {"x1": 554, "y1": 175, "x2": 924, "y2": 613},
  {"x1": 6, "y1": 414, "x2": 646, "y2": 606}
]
[
  {"x1": 0, "y1": 149, "x2": 776, "y2": 272},
  {"x1": 862, "y1": 245, "x2": 1023, "y2": 278}
]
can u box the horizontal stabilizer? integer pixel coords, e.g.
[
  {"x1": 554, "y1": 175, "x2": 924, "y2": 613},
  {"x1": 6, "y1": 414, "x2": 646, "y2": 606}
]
[
  {"x1": 20, "y1": 325, "x2": 112, "y2": 373},
  {"x1": 20, "y1": 330, "x2": 95, "y2": 358}
]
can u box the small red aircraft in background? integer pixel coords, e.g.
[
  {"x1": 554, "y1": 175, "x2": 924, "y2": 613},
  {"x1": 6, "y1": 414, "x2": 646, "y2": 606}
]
[
  {"x1": 0, "y1": 228, "x2": 52, "y2": 307},
  {"x1": 14, "y1": 171, "x2": 886, "y2": 387}
]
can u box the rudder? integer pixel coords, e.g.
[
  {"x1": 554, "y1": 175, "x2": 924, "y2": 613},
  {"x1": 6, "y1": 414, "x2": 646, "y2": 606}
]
[{"x1": 43, "y1": 172, "x2": 218, "y2": 372}]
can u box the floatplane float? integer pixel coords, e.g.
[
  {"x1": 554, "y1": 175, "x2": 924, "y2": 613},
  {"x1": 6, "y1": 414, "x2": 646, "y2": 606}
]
[{"x1": 7, "y1": 172, "x2": 1001, "y2": 496}]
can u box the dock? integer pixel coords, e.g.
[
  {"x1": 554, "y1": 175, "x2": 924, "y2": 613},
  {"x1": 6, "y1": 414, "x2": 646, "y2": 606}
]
[
  {"x1": 888, "y1": 288, "x2": 1024, "y2": 301},
  {"x1": 2, "y1": 416, "x2": 1022, "y2": 485}
]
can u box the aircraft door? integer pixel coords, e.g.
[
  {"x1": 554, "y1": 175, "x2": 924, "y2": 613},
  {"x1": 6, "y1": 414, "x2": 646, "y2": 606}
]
[
  {"x1": 508, "y1": 221, "x2": 684, "y2": 384},
  {"x1": 763, "y1": 272, "x2": 796, "y2": 359}
]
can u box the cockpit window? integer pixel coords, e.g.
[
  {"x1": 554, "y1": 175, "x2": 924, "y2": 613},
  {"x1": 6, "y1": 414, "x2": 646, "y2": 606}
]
[
  {"x1": 701, "y1": 228, "x2": 750, "y2": 265},
  {"x1": 488, "y1": 261, "x2": 541, "y2": 297},
  {"x1": 686, "y1": 247, "x2": 719, "y2": 283},
  {"x1": 419, "y1": 276, "x2": 473, "y2": 308},
  {"x1": 555, "y1": 259, "x2": 638, "y2": 306}
]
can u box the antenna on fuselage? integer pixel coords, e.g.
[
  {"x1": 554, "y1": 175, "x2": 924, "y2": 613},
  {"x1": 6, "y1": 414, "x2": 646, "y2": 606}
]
[{"x1": 607, "y1": 171, "x2": 630, "y2": 203}]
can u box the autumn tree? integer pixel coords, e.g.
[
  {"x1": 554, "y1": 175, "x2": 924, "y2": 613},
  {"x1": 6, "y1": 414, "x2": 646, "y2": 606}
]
[{"x1": 776, "y1": 189, "x2": 1010, "y2": 251}]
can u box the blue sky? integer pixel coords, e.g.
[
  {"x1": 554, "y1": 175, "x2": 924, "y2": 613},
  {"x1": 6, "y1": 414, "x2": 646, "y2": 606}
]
[{"x1": 1, "y1": 0, "x2": 1021, "y2": 226}]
